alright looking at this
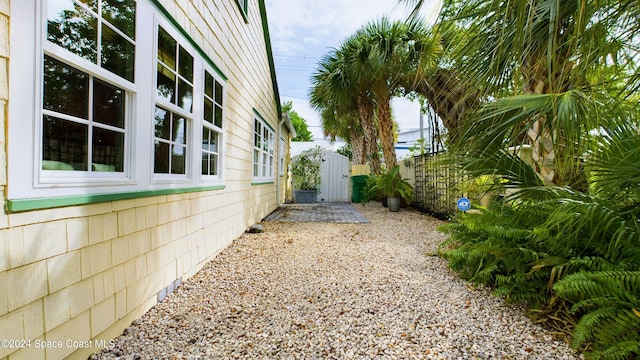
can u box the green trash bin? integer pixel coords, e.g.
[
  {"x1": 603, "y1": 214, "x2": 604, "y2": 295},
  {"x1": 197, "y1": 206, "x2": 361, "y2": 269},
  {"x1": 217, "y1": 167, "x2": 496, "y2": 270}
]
[{"x1": 351, "y1": 175, "x2": 368, "y2": 203}]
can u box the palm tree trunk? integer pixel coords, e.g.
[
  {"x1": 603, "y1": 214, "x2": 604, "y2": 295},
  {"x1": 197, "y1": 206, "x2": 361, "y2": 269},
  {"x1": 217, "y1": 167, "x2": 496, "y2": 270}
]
[
  {"x1": 523, "y1": 71, "x2": 558, "y2": 185},
  {"x1": 359, "y1": 97, "x2": 381, "y2": 173},
  {"x1": 350, "y1": 131, "x2": 365, "y2": 164},
  {"x1": 523, "y1": 74, "x2": 565, "y2": 186},
  {"x1": 377, "y1": 97, "x2": 397, "y2": 170},
  {"x1": 367, "y1": 139, "x2": 382, "y2": 174},
  {"x1": 524, "y1": 75, "x2": 584, "y2": 188},
  {"x1": 526, "y1": 114, "x2": 557, "y2": 185}
]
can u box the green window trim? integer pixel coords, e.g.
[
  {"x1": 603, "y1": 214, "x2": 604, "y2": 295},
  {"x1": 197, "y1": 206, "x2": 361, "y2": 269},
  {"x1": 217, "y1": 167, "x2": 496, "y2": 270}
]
[
  {"x1": 253, "y1": 108, "x2": 275, "y2": 131},
  {"x1": 236, "y1": 0, "x2": 249, "y2": 23},
  {"x1": 6, "y1": 185, "x2": 225, "y2": 213}
]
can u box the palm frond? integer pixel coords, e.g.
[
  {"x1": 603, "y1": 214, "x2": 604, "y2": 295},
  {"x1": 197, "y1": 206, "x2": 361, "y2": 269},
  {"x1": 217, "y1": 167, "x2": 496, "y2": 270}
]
[{"x1": 588, "y1": 121, "x2": 640, "y2": 209}]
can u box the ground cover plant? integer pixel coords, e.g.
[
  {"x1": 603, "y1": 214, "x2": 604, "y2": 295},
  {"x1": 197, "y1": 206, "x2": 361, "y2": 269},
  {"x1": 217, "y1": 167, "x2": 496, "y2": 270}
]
[{"x1": 419, "y1": 0, "x2": 640, "y2": 358}]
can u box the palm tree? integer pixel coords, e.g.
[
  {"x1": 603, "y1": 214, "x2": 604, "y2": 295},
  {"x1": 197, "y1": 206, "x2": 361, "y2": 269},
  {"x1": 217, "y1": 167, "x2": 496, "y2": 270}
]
[
  {"x1": 309, "y1": 49, "x2": 382, "y2": 172},
  {"x1": 414, "y1": 67, "x2": 480, "y2": 136},
  {"x1": 318, "y1": 106, "x2": 366, "y2": 164},
  {"x1": 438, "y1": 0, "x2": 639, "y2": 187},
  {"x1": 342, "y1": 17, "x2": 441, "y2": 170},
  {"x1": 386, "y1": 1, "x2": 479, "y2": 138}
]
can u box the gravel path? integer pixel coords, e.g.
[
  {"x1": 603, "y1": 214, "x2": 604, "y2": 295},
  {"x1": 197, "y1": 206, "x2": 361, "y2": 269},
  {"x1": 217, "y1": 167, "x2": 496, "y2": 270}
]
[{"x1": 93, "y1": 203, "x2": 581, "y2": 360}]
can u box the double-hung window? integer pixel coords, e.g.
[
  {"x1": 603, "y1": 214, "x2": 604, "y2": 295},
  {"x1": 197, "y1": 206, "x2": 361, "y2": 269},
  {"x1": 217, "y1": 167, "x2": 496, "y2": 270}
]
[
  {"x1": 201, "y1": 70, "x2": 224, "y2": 178},
  {"x1": 253, "y1": 116, "x2": 275, "y2": 182},
  {"x1": 42, "y1": 0, "x2": 135, "y2": 176},
  {"x1": 154, "y1": 26, "x2": 194, "y2": 177}
]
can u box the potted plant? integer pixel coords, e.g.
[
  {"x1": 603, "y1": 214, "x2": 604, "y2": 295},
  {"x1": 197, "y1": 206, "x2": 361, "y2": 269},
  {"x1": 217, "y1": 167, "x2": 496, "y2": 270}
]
[
  {"x1": 291, "y1": 147, "x2": 323, "y2": 203},
  {"x1": 367, "y1": 165, "x2": 413, "y2": 212}
]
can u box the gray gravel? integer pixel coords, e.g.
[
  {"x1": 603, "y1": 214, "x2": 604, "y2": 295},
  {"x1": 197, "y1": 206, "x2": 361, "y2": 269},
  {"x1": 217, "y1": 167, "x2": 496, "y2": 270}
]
[{"x1": 92, "y1": 202, "x2": 582, "y2": 359}]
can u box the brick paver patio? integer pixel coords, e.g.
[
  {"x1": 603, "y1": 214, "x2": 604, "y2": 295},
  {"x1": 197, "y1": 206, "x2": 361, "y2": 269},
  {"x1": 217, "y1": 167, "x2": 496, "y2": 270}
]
[{"x1": 264, "y1": 202, "x2": 369, "y2": 223}]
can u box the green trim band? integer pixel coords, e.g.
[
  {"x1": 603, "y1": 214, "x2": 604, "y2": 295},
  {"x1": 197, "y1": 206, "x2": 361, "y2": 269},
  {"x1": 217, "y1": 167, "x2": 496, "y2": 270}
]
[
  {"x1": 258, "y1": 0, "x2": 282, "y2": 118},
  {"x1": 251, "y1": 181, "x2": 275, "y2": 186},
  {"x1": 6, "y1": 185, "x2": 226, "y2": 213},
  {"x1": 150, "y1": 0, "x2": 228, "y2": 81}
]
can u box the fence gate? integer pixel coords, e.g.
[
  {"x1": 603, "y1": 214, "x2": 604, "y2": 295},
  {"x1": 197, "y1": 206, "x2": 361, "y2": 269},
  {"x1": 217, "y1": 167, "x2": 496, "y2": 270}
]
[{"x1": 318, "y1": 152, "x2": 350, "y2": 202}]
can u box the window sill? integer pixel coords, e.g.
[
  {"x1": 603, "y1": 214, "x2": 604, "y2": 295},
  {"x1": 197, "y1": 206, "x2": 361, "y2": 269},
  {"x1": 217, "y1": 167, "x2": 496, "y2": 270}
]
[
  {"x1": 251, "y1": 181, "x2": 274, "y2": 186},
  {"x1": 6, "y1": 185, "x2": 226, "y2": 213}
]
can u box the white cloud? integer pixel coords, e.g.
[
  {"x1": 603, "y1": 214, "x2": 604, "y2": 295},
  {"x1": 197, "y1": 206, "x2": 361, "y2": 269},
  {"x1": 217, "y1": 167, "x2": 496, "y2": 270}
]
[
  {"x1": 302, "y1": 37, "x2": 319, "y2": 45},
  {"x1": 267, "y1": 0, "x2": 439, "y2": 55}
]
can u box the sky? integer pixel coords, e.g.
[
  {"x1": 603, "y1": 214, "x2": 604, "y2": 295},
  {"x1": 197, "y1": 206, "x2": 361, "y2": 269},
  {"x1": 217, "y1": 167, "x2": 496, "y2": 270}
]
[{"x1": 265, "y1": 0, "x2": 442, "y2": 140}]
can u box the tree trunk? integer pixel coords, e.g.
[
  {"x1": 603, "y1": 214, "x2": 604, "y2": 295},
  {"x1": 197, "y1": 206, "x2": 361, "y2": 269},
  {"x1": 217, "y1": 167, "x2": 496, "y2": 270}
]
[
  {"x1": 358, "y1": 96, "x2": 381, "y2": 174},
  {"x1": 367, "y1": 140, "x2": 381, "y2": 174},
  {"x1": 523, "y1": 74, "x2": 583, "y2": 188},
  {"x1": 522, "y1": 73, "x2": 559, "y2": 186},
  {"x1": 377, "y1": 97, "x2": 397, "y2": 171},
  {"x1": 350, "y1": 131, "x2": 365, "y2": 164},
  {"x1": 526, "y1": 114, "x2": 557, "y2": 185}
]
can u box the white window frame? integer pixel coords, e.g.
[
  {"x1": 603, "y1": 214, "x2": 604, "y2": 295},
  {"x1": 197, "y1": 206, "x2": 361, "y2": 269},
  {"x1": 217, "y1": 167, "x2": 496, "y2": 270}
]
[
  {"x1": 279, "y1": 136, "x2": 285, "y2": 176},
  {"x1": 38, "y1": 52, "x2": 134, "y2": 185},
  {"x1": 252, "y1": 115, "x2": 275, "y2": 182},
  {"x1": 152, "y1": 23, "x2": 195, "y2": 182},
  {"x1": 200, "y1": 67, "x2": 225, "y2": 182},
  {"x1": 39, "y1": 0, "x2": 137, "y2": 186},
  {"x1": 7, "y1": 0, "x2": 228, "y2": 202}
]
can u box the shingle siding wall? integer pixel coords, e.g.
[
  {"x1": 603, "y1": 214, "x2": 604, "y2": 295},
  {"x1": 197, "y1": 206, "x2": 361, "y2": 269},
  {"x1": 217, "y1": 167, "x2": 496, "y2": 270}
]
[{"x1": 0, "y1": 1, "x2": 282, "y2": 359}]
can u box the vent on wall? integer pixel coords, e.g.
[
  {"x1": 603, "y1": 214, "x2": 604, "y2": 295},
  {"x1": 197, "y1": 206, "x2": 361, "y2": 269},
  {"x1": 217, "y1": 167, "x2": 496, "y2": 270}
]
[{"x1": 157, "y1": 277, "x2": 183, "y2": 302}]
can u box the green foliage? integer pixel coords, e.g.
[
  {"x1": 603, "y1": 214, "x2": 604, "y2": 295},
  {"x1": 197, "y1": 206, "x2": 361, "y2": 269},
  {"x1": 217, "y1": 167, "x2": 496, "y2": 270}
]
[
  {"x1": 456, "y1": 174, "x2": 505, "y2": 201},
  {"x1": 336, "y1": 143, "x2": 352, "y2": 161},
  {"x1": 366, "y1": 165, "x2": 413, "y2": 202},
  {"x1": 403, "y1": 0, "x2": 640, "y2": 358},
  {"x1": 438, "y1": 203, "x2": 555, "y2": 305},
  {"x1": 291, "y1": 147, "x2": 322, "y2": 191},
  {"x1": 439, "y1": 135, "x2": 640, "y2": 358},
  {"x1": 554, "y1": 271, "x2": 640, "y2": 359},
  {"x1": 407, "y1": 138, "x2": 428, "y2": 157},
  {"x1": 360, "y1": 175, "x2": 382, "y2": 204},
  {"x1": 311, "y1": 16, "x2": 441, "y2": 171},
  {"x1": 282, "y1": 101, "x2": 313, "y2": 142},
  {"x1": 397, "y1": 0, "x2": 640, "y2": 353}
]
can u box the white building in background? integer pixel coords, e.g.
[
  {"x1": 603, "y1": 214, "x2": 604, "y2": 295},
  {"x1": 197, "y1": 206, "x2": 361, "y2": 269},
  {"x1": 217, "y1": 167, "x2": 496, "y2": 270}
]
[
  {"x1": 396, "y1": 129, "x2": 429, "y2": 159},
  {"x1": 291, "y1": 140, "x2": 347, "y2": 157}
]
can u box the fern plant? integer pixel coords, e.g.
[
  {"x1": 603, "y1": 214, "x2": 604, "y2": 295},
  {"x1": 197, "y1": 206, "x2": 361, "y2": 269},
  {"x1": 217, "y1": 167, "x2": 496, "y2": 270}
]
[
  {"x1": 554, "y1": 271, "x2": 640, "y2": 359},
  {"x1": 440, "y1": 120, "x2": 640, "y2": 359},
  {"x1": 438, "y1": 202, "x2": 556, "y2": 305}
]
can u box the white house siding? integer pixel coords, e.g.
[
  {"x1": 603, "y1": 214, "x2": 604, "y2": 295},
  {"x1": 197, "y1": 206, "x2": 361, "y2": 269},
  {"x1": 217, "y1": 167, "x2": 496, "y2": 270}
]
[{"x1": 0, "y1": 1, "x2": 288, "y2": 359}]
